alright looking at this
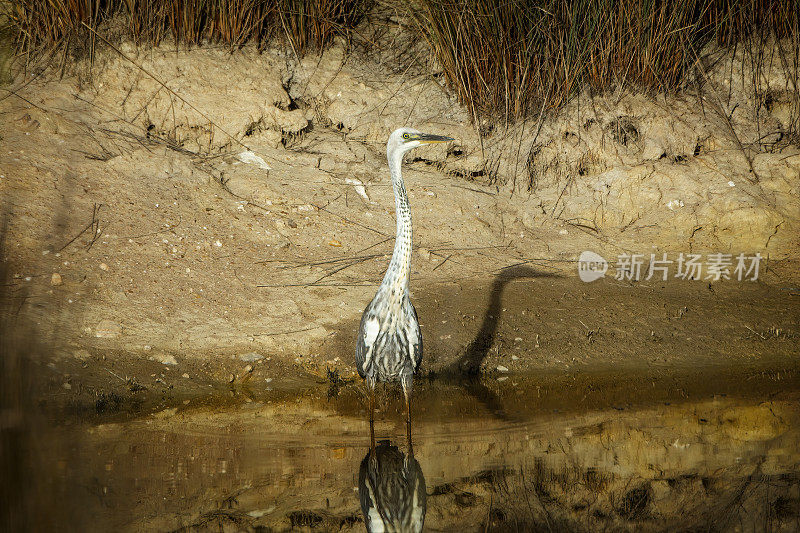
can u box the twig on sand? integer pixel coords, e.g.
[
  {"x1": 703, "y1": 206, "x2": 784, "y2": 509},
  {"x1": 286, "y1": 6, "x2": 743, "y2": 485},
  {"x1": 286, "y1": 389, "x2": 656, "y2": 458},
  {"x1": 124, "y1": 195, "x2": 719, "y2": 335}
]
[
  {"x1": 432, "y1": 253, "x2": 453, "y2": 271},
  {"x1": 126, "y1": 216, "x2": 181, "y2": 240},
  {"x1": 58, "y1": 203, "x2": 102, "y2": 252},
  {"x1": 257, "y1": 281, "x2": 377, "y2": 288},
  {"x1": 251, "y1": 326, "x2": 320, "y2": 337}
]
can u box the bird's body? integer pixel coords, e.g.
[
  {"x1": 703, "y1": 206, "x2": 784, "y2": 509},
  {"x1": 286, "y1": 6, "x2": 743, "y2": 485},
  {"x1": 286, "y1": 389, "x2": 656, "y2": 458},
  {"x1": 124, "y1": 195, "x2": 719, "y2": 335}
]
[
  {"x1": 356, "y1": 127, "x2": 452, "y2": 444},
  {"x1": 356, "y1": 294, "x2": 422, "y2": 393}
]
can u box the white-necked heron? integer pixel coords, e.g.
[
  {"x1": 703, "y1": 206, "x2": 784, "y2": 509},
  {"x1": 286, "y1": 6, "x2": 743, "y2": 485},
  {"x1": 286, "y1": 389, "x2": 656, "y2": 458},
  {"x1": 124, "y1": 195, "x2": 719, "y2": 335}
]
[{"x1": 355, "y1": 127, "x2": 453, "y2": 446}]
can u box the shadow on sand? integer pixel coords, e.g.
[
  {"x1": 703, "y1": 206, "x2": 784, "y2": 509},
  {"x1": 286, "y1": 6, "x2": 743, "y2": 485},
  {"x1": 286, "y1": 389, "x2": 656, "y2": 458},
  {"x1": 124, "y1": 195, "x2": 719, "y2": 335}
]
[{"x1": 437, "y1": 265, "x2": 560, "y2": 420}]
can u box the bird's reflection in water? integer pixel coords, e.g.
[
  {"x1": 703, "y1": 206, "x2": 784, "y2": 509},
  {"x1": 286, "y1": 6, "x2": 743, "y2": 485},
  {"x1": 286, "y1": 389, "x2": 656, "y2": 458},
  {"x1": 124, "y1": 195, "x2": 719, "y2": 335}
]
[{"x1": 358, "y1": 421, "x2": 426, "y2": 532}]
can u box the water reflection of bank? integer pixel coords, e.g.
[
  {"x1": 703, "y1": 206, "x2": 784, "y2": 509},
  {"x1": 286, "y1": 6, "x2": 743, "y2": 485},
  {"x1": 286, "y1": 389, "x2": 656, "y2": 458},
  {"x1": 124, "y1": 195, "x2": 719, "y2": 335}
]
[{"x1": 28, "y1": 367, "x2": 800, "y2": 531}]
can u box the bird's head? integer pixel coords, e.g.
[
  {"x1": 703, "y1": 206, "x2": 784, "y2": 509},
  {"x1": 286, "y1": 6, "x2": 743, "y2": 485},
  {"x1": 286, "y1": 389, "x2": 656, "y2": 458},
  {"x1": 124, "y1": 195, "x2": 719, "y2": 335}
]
[{"x1": 387, "y1": 127, "x2": 454, "y2": 156}]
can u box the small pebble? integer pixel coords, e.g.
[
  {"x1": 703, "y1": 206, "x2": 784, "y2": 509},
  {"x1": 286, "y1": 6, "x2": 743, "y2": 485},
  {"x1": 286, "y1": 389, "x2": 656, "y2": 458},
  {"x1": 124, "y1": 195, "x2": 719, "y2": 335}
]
[
  {"x1": 153, "y1": 353, "x2": 177, "y2": 365},
  {"x1": 99, "y1": 263, "x2": 109, "y2": 271},
  {"x1": 511, "y1": 355, "x2": 519, "y2": 361},
  {"x1": 328, "y1": 239, "x2": 342, "y2": 247},
  {"x1": 182, "y1": 373, "x2": 190, "y2": 378},
  {"x1": 62, "y1": 382, "x2": 72, "y2": 390},
  {"x1": 497, "y1": 365, "x2": 509, "y2": 372},
  {"x1": 243, "y1": 364, "x2": 253, "y2": 374},
  {"x1": 50, "y1": 273, "x2": 63, "y2": 286},
  {"x1": 228, "y1": 373, "x2": 235, "y2": 383}
]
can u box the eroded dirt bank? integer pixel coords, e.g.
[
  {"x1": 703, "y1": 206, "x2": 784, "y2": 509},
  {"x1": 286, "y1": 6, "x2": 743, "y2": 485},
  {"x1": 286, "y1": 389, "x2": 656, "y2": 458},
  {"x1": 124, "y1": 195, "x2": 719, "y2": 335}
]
[{"x1": 1, "y1": 11, "x2": 799, "y2": 375}]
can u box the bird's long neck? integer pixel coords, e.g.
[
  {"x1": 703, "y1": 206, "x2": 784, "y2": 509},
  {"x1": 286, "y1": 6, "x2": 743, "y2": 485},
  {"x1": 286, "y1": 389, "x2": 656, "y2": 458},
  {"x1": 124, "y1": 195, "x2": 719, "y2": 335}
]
[{"x1": 379, "y1": 148, "x2": 412, "y2": 298}]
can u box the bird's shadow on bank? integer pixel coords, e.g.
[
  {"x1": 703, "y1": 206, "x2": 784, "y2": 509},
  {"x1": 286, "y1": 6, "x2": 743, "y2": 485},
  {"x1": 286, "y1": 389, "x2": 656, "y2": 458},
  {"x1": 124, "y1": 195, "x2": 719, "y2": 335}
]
[{"x1": 432, "y1": 265, "x2": 561, "y2": 421}]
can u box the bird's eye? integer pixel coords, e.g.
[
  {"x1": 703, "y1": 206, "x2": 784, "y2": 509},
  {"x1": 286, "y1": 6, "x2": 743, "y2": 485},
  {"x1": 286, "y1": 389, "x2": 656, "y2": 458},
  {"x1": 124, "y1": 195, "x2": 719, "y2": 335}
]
[{"x1": 402, "y1": 133, "x2": 409, "y2": 140}]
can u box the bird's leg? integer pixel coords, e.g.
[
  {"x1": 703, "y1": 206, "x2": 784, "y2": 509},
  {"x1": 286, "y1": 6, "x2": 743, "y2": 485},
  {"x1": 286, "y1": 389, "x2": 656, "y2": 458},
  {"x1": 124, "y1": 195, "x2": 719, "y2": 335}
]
[
  {"x1": 404, "y1": 387, "x2": 412, "y2": 454},
  {"x1": 369, "y1": 385, "x2": 376, "y2": 452}
]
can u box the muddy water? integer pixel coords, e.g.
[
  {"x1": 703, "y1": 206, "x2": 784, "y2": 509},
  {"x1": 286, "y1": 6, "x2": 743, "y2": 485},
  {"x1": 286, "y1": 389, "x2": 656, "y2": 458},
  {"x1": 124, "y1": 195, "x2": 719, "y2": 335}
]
[{"x1": 19, "y1": 366, "x2": 800, "y2": 532}]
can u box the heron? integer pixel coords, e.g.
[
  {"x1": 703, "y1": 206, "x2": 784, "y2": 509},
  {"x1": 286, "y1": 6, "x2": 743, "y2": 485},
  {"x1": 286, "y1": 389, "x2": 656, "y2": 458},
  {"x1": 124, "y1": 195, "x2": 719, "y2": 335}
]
[{"x1": 356, "y1": 127, "x2": 453, "y2": 447}]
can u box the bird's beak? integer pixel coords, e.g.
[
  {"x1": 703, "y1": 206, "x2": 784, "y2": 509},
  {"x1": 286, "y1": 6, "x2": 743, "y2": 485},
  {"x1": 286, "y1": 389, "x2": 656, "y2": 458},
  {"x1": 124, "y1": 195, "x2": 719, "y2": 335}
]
[{"x1": 417, "y1": 132, "x2": 454, "y2": 144}]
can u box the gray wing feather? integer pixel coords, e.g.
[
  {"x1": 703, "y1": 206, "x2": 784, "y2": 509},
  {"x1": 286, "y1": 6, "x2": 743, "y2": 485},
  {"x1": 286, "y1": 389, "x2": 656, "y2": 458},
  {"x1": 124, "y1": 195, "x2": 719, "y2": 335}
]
[{"x1": 407, "y1": 300, "x2": 423, "y2": 372}]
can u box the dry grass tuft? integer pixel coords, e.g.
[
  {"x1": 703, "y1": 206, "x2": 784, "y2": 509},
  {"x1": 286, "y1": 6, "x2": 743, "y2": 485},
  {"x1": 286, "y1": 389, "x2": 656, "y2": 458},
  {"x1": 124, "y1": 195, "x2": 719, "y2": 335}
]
[
  {"x1": 7, "y1": 0, "x2": 370, "y2": 59},
  {"x1": 409, "y1": 0, "x2": 799, "y2": 121},
  {"x1": 4, "y1": 0, "x2": 798, "y2": 124}
]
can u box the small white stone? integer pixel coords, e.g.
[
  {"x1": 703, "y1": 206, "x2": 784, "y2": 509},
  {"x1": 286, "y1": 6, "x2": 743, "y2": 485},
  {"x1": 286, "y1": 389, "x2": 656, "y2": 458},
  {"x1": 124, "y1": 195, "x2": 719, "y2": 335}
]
[
  {"x1": 240, "y1": 352, "x2": 264, "y2": 362},
  {"x1": 99, "y1": 263, "x2": 109, "y2": 271},
  {"x1": 728, "y1": 180, "x2": 736, "y2": 187},
  {"x1": 497, "y1": 365, "x2": 509, "y2": 372},
  {"x1": 154, "y1": 353, "x2": 178, "y2": 365},
  {"x1": 214, "y1": 240, "x2": 222, "y2": 247},
  {"x1": 511, "y1": 355, "x2": 519, "y2": 361}
]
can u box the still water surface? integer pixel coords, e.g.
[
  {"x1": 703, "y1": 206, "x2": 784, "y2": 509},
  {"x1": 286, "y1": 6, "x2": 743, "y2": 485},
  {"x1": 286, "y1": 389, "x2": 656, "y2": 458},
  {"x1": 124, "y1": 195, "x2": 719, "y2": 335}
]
[{"x1": 32, "y1": 366, "x2": 800, "y2": 531}]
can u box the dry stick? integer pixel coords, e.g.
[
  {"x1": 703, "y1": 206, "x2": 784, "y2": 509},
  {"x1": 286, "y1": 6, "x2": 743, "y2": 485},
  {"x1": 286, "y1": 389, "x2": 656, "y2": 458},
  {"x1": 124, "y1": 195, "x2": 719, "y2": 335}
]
[
  {"x1": 0, "y1": 86, "x2": 47, "y2": 111},
  {"x1": 126, "y1": 216, "x2": 181, "y2": 240},
  {"x1": 311, "y1": 201, "x2": 390, "y2": 238},
  {"x1": 271, "y1": 244, "x2": 503, "y2": 269},
  {"x1": 86, "y1": 204, "x2": 104, "y2": 251},
  {"x1": 57, "y1": 203, "x2": 101, "y2": 252},
  {"x1": 251, "y1": 326, "x2": 320, "y2": 337},
  {"x1": 431, "y1": 253, "x2": 453, "y2": 272},
  {"x1": 311, "y1": 255, "x2": 377, "y2": 284},
  {"x1": 56, "y1": 221, "x2": 92, "y2": 253},
  {"x1": 257, "y1": 282, "x2": 376, "y2": 288},
  {"x1": 688, "y1": 44, "x2": 760, "y2": 185},
  {"x1": 450, "y1": 183, "x2": 496, "y2": 196}
]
